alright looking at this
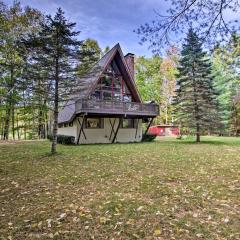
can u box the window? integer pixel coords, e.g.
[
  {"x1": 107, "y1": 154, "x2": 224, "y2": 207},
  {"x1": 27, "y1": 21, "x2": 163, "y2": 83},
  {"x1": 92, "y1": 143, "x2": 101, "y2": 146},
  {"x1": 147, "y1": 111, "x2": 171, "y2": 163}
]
[
  {"x1": 64, "y1": 123, "x2": 68, "y2": 127},
  {"x1": 123, "y1": 94, "x2": 132, "y2": 102},
  {"x1": 69, "y1": 122, "x2": 73, "y2": 127},
  {"x1": 113, "y1": 77, "x2": 121, "y2": 89},
  {"x1": 91, "y1": 90, "x2": 101, "y2": 100},
  {"x1": 121, "y1": 119, "x2": 135, "y2": 128},
  {"x1": 103, "y1": 91, "x2": 112, "y2": 101},
  {"x1": 58, "y1": 123, "x2": 63, "y2": 128},
  {"x1": 90, "y1": 60, "x2": 133, "y2": 103},
  {"x1": 113, "y1": 92, "x2": 121, "y2": 101},
  {"x1": 102, "y1": 76, "x2": 112, "y2": 87},
  {"x1": 85, "y1": 118, "x2": 104, "y2": 129}
]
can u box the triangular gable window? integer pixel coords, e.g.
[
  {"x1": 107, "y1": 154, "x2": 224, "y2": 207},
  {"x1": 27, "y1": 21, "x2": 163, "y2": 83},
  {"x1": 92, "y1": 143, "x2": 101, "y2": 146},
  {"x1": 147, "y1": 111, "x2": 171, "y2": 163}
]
[{"x1": 90, "y1": 59, "x2": 132, "y2": 102}]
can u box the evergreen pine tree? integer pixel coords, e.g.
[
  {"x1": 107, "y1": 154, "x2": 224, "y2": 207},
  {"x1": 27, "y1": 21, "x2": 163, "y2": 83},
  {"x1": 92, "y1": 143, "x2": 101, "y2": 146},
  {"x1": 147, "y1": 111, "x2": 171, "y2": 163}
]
[
  {"x1": 77, "y1": 38, "x2": 101, "y2": 77},
  {"x1": 173, "y1": 28, "x2": 219, "y2": 142},
  {"x1": 212, "y1": 34, "x2": 240, "y2": 135},
  {"x1": 25, "y1": 8, "x2": 83, "y2": 153}
]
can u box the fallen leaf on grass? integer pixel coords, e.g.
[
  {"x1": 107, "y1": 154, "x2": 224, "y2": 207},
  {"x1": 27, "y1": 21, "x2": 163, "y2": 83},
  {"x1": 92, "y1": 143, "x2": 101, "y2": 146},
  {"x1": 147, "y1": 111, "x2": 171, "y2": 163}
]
[
  {"x1": 57, "y1": 213, "x2": 67, "y2": 221},
  {"x1": 72, "y1": 217, "x2": 80, "y2": 223},
  {"x1": 46, "y1": 219, "x2": 52, "y2": 228},
  {"x1": 132, "y1": 233, "x2": 140, "y2": 238},
  {"x1": 48, "y1": 233, "x2": 54, "y2": 239},
  {"x1": 222, "y1": 217, "x2": 230, "y2": 223},
  {"x1": 99, "y1": 217, "x2": 110, "y2": 224},
  {"x1": 126, "y1": 219, "x2": 135, "y2": 225},
  {"x1": 136, "y1": 206, "x2": 144, "y2": 212},
  {"x1": 154, "y1": 229, "x2": 161, "y2": 236}
]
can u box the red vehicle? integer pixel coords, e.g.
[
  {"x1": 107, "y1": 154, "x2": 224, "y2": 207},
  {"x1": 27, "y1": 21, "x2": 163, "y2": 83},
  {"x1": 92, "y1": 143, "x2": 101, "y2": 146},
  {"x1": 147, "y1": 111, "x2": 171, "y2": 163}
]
[{"x1": 148, "y1": 125, "x2": 180, "y2": 136}]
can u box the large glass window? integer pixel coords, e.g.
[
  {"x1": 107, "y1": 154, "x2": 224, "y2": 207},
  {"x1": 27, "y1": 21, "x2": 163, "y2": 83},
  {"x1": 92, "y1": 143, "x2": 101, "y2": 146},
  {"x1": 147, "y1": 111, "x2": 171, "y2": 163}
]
[
  {"x1": 123, "y1": 94, "x2": 132, "y2": 102},
  {"x1": 103, "y1": 91, "x2": 112, "y2": 101},
  {"x1": 85, "y1": 118, "x2": 104, "y2": 129},
  {"x1": 113, "y1": 92, "x2": 122, "y2": 101},
  {"x1": 102, "y1": 76, "x2": 112, "y2": 87},
  {"x1": 121, "y1": 119, "x2": 135, "y2": 128},
  {"x1": 90, "y1": 60, "x2": 132, "y2": 102}
]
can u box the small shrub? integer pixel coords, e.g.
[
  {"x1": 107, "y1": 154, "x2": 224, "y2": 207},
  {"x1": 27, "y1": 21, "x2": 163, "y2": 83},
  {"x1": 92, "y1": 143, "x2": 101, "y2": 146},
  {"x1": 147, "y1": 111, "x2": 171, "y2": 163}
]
[
  {"x1": 176, "y1": 135, "x2": 182, "y2": 140},
  {"x1": 47, "y1": 134, "x2": 75, "y2": 144},
  {"x1": 57, "y1": 135, "x2": 75, "y2": 145},
  {"x1": 47, "y1": 134, "x2": 53, "y2": 141},
  {"x1": 142, "y1": 133, "x2": 157, "y2": 142},
  {"x1": 27, "y1": 132, "x2": 33, "y2": 140}
]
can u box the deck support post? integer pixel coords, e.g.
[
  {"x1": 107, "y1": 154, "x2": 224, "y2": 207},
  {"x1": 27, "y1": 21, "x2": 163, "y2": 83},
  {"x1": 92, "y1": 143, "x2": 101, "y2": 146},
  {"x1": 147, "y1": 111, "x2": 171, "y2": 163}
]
[
  {"x1": 109, "y1": 118, "x2": 116, "y2": 141},
  {"x1": 112, "y1": 118, "x2": 122, "y2": 143},
  {"x1": 135, "y1": 119, "x2": 139, "y2": 139},
  {"x1": 142, "y1": 118, "x2": 154, "y2": 141},
  {"x1": 77, "y1": 115, "x2": 86, "y2": 144}
]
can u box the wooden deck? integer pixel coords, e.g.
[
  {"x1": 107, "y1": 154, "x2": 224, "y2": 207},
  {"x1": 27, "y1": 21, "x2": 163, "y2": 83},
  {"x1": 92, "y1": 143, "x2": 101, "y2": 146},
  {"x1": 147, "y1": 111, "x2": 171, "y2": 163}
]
[{"x1": 75, "y1": 99, "x2": 159, "y2": 117}]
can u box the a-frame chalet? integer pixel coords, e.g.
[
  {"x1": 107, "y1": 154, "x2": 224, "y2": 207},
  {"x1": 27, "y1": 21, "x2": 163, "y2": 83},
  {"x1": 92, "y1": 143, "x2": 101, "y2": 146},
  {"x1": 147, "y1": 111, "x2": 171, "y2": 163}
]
[{"x1": 58, "y1": 43, "x2": 159, "y2": 144}]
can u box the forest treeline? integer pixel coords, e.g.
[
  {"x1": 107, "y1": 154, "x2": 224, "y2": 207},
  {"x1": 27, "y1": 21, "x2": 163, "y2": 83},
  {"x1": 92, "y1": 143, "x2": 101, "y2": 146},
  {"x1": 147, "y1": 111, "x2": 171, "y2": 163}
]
[
  {"x1": 136, "y1": 33, "x2": 240, "y2": 136},
  {"x1": 0, "y1": 2, "x2": 105, "y2": 145},
  {"x1": 0, "y1": 1, "x2": 239, "y2": 147}
]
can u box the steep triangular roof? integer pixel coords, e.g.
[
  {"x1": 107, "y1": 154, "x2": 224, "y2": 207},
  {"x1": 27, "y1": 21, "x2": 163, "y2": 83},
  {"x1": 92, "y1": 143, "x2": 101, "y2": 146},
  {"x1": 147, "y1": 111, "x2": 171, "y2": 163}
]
[
  {"x1": 74, "y1": 43, "x2": 141, "y2": 102},
  {"x1": 58, "y1": 44, "x2": 141, "y2": 123}
]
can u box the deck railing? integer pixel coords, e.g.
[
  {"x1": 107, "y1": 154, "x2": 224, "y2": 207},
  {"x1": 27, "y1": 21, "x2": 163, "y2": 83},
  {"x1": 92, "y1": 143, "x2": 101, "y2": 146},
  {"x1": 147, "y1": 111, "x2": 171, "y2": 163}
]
[{"x1": 75, "y1": 99, "x2": 159, "y2": 116}]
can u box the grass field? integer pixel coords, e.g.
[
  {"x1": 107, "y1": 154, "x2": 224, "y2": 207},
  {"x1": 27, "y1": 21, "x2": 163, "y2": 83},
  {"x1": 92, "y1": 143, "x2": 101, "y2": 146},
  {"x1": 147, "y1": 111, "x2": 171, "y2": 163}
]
[{"x1": 0, "y1": 137, "x2": 240, "y2": 240}]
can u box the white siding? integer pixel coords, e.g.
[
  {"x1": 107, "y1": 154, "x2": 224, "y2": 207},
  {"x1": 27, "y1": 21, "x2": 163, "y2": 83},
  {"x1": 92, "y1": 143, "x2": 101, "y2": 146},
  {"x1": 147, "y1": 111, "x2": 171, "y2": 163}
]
[
  {"x1": 58, "y1": 119, "x2": 78, "y2": 140},
  {"x1": 58, "y1": 117, "x2": 142, "y2": 144}
]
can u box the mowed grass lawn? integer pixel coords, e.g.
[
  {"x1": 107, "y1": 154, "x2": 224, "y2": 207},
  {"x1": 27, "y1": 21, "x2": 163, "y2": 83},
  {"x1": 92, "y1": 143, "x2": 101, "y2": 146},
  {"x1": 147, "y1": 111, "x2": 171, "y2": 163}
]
[{"x1": 0, "y1": 137, "x2": 240, "y2": 240}]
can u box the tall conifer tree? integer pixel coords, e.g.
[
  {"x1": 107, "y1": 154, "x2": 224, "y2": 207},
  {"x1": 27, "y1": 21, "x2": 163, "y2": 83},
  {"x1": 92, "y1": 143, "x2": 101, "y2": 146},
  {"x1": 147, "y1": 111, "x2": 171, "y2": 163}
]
[
  {"x1": 25, "y1": 8, "x2": 83, "y2": 153},
  {"x1": 173, "y1": 28, "x2": 219, "y2": 142},
  {"x1": 77, "y1": 38, "x2": 101, "y2": 77}
]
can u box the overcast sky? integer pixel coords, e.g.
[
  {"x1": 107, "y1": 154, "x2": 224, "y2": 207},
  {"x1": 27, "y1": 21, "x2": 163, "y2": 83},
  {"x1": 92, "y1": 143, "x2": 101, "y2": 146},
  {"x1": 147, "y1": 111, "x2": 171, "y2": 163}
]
[{"x1": 3, "y1": 0, "x2": 240, "y2": 57}]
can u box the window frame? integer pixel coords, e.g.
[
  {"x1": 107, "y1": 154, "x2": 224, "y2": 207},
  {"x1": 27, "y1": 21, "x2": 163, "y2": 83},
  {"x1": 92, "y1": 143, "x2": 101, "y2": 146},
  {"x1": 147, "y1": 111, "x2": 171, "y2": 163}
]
[
  {"x1": 120, "y1": 119, "x2": 135, "y2": 129},
  {"x1": 84, "y1": 118, "x2": 104, "y2": 129},
  {"x1": 90, "y1": 62, "x2": 133, "y2": 102}
]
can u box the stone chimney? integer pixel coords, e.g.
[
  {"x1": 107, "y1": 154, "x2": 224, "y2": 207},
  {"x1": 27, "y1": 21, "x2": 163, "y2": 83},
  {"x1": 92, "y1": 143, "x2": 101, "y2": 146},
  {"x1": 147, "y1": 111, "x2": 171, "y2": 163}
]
[{"x1": 124, "y1": 53, "x2": 135, "y2": 80}]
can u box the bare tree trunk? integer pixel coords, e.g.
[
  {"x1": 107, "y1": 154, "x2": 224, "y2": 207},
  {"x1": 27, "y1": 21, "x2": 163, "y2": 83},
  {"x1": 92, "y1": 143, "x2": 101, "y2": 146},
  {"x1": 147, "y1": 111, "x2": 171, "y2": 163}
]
[
  {"x1": 23, "y1": 92, "x2": 27, "y2": 140},
  {"x1": 16, "y1": 111, "x2": 20, "y2": 140},
  {"x1": 11, "y1": 105, "x2": 15, "y2": 140},
  {"x1": 51, "y1": 53, "x2": 59, "y2": 154},
  {"x1": 46, "y1": 119, "x2": 49, "y2": 138},
  {"x1": 10, "y1": 65, "x2": 15, "y2": 140},
  {"x1": 24, "y1": 117, "x2": 27, "y2": 140},
  {"x1": 51, "y1": 78, "x2": 59, "y2": 153},
  {"x1": 192, "y1": 65, "x2": 201, "y2": 143},
  {"x1": 0, "y1": 105, "x2": 4, "y2": 140},
  {"x1": 37, "y1": 78, "x2": 44, "y2": 139},
  {"x1": 196, "y1": 123, "x2": 200, "y2": 142},
  {"x1": 165, "y1": 105, "x2": 168, "y2": 124},
  {"x1": 43, "y1": 99, "x2": 48, "y2": 139},
  {"x1": 3, "y1": 104, "x2": 11, "y2": 140}
]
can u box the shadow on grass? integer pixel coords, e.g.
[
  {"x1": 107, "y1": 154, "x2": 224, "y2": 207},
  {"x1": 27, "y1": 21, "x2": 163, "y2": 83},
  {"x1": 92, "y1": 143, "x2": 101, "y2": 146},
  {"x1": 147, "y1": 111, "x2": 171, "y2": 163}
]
[{"x1": 157, "y1": 136, "x2": 240, "y2": 146}]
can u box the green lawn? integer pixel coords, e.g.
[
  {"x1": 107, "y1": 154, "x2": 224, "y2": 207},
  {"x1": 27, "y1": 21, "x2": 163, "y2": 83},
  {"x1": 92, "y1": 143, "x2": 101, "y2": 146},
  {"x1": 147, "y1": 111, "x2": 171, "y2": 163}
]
[{"x1": 0, "y1": 137, "x2": 240, "y2": 240}]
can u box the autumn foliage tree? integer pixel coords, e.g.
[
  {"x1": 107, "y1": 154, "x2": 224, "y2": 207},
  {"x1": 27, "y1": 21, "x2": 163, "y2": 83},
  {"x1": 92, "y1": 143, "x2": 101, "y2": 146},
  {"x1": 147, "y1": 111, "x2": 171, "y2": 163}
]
[
  {"x1": 0, "y1": 1, "x2": 42, "y2": 140},
  {"x1": 160, "y1": 46, "x2": 179, "y2": 124}
]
